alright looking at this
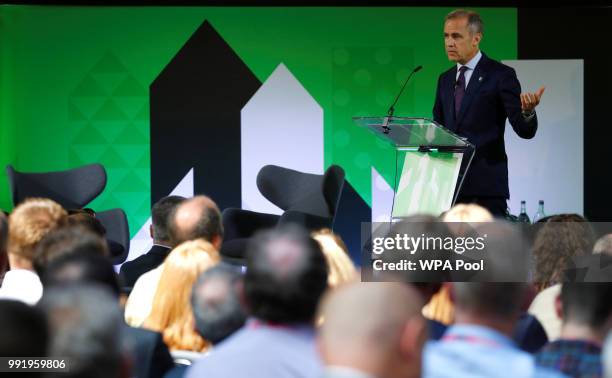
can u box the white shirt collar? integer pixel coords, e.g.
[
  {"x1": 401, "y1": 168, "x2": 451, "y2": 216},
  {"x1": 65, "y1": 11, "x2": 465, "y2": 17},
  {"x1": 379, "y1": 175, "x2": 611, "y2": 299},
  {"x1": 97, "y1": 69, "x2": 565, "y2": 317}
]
[
  {"x1": 0, "y1": 269, "x2": 43, "y2": 305},
  {"x1": 457, "y1": 50, "x2": 482, "y2": 72}
]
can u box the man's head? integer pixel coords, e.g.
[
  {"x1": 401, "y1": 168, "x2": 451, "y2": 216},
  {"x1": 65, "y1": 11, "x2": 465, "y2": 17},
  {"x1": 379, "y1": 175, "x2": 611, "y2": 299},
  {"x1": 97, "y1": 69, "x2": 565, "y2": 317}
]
[
  {"x1": 593, "y1": 234, "x2": 612, "y2": 255},
  {"x1": 318, "y1": 282, "x2": 426, "y2": 378},
  {"x1": 39, "y1": 284, "x2": 126, "y2": 378},
  {"x1": 8, "y1": 198, "x2": 67, "y2": 270},
  {"x1": 168, "y1": 196, "x2": 223, "y2": 249},
  {"x1": 191, "y1": 264, "x2": 247, "y2": 344},
  {"x1": 244, "y1": 225, "x2": 328, "y2": 324},
  {"x1": 452, "y1": 282, "x2": 527, "y2": 336},
  {"x1": 150, "y1": 196, "x2": 186, "y2": 245},
  {"x1": 42, "y1": 252, "x2": 121, "y2": 298},
  {"x1": 444, "y1": 9, "x2": 483, "y2": 65},
  {"x1": 33, "y1": 226, "x2": 109, "y2": 277},
  {"x1": 557, "y1": 283, "x2": 612, "y2": 342}
]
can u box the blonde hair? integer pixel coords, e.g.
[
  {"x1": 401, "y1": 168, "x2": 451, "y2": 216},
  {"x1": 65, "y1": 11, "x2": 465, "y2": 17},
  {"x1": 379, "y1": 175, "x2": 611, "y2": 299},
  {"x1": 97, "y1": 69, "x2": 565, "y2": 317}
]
[
  {"x1": 144, "y1": 239, "x2": 220, "y2": 352},
  {"x1": 312, "y1": 229, "x2": 356, "y2": 288},
  {"x1": 8, "y1": 198, "x2": 67, "y2": 260}
]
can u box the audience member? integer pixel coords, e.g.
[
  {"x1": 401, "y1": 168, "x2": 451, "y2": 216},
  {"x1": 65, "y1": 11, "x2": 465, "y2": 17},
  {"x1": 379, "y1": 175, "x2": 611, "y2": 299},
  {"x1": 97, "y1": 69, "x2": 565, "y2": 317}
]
[
  {"x1": 120, "y1": 196, "x2": 186, "y2": 288},
  {"x1": 530, "y1": 214, "x2": 596, "y2": 340},
  {"x1": 312, "y1": 228, "x2": 357, "y2": 287},
  {"x1": 125, "y1": 195, "x2": 223, "y2": 326},
  {"x1": 33, "y1": 225, "x2": 109, "y2": 278},
  {"x1": 143, "y1": 239, "x2": 220, "y2": 352},
  {"x1": 318, "y1": 282, "x2": 426, "y2": 378},
  {"x1": 39, "y1": 284, "x2": 127, "y2": 378},
  {"x1": 1, "y1": 198, "x2": 67, "y2": 304},
  {"x1": 425, "y1": 281, "x2": 565, "y2": 377},
  {"x1": 186, "y1": 225, "x2": 328, "y2": 378},
  {"x1": 42, "y1": 252, "x2": 174, "y2": 378},
  {"x1": 191, "y1": 264, "x2": 247, "y2": 345},
  {"x1": 426, "y1": 204, "x2": 492, "y2": 325},
  {"x1": 535, "y1": 282, "x2": 612, "y2": 377}
]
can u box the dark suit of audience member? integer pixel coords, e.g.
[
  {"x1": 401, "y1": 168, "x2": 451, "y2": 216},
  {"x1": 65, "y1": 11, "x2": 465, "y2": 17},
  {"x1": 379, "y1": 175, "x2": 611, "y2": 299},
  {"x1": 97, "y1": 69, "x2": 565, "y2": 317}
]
[
  {"x1": 120, "y1": 196, "x2": 185, "y2": 288},
  {"x1": 120, "y1": 244, "x2": 171, "y2": 288}
]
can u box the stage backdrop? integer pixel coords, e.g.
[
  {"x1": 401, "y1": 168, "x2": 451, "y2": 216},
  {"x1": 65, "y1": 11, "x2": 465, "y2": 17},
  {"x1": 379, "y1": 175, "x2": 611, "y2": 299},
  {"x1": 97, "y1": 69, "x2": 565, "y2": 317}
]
[{"x1": 0, "y1": 6, "x2": 517, "y2": 260}]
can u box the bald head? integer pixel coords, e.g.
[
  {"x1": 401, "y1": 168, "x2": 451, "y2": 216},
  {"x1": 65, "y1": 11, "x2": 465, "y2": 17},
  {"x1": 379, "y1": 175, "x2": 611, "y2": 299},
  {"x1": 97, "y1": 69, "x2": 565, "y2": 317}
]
[
  {"x1": 168, "y1": 196, "x2": 223, "y2": 248},
  {"x1": 318, "y1": 282, "x2": 425, "y2": 378}
]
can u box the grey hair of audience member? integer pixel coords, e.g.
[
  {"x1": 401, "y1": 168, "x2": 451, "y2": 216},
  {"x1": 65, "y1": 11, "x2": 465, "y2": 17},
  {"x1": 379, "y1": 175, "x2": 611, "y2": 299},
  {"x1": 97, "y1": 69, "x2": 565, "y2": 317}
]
[
  {"x1": 191, "y1": 264, "x2": 247, "y2": 344},
  {"x1": 38, "y1": 284, "x2": 125, "y2": 378},
  {"x1": 245, "y1": 224, "x2": 328, "y2": 324}
]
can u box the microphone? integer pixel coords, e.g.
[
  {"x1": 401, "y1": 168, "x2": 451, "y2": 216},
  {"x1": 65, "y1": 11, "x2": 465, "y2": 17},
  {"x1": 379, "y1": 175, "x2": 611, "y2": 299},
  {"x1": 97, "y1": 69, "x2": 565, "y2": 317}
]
[{"x1": 382, "y1": 65, "x2": 423, "y2": 133}]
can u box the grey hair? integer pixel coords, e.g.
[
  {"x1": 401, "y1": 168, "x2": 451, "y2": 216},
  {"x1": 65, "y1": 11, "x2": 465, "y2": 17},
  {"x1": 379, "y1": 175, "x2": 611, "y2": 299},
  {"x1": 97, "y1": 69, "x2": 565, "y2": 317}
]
[
  {"x1": 191, "y1": 264, "x2": 247, "y2": 344},
  {"x1": 39, "y1": 284, "x2": 125, "y2": 378},
  {"x1": 445, "y1": 9, "x2": 484, "y2": 35}
]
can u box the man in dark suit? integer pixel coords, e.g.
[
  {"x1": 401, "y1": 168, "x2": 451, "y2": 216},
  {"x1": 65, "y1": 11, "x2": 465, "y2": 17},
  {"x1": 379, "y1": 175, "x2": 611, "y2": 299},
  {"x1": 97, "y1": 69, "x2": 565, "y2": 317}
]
[
  {"x1": 119, "y1": 196, "x2": 185, "y2": 288},
  {"x1": 433, "y1": 9, "x2": 545, "y2": 216}
]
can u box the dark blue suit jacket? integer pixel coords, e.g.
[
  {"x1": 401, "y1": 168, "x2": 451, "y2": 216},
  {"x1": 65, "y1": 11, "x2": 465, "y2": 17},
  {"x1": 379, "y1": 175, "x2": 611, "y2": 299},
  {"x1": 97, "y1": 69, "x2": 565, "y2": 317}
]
[{"x1": 433, "y1": 52, "x2": 538, "y2": 198}]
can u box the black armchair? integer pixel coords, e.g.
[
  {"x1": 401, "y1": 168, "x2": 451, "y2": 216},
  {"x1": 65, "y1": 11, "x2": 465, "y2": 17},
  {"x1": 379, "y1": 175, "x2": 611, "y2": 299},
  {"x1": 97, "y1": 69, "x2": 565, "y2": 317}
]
[
  {"x1": 221, "y1": 164, "x2": 345, "y2": 264},
  {"x1": 6, "y1": 163, "x2": 107, "y2": 209}
]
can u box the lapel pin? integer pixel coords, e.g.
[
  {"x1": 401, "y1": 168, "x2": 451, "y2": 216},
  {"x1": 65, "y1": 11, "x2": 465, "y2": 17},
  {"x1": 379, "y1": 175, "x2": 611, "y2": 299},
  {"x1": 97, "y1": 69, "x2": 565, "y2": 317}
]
[{"x1": 478, "y1": 76, "x2": 483, "y2": 82}]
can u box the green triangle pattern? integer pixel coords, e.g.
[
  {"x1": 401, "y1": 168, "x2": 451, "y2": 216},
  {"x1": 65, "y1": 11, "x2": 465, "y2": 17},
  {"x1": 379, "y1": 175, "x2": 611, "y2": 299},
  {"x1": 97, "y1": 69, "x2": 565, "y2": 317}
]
[
  {"x1": 114, "y1": 171, "x2": 148, "y2": 192},
  {"x1": 92, "y1": 52, "x2": 127, "y2": 74},
  {"x1": 117, "y1": 98, "x2": 148, "y2": 119},
  {"x1": 93, "y1": 99, "x2": 129, "y2": 121},
  {"x1": 134, "y1": 153, "x2": 149, "y2": 169},
  {"x1": 134, "y1": 168, "x2": 150, "y2": 184},
  {"x1": 91, "y1": 121, "x2": 127, "y2": 143},
  {"x1": 73, "y1": 125, "x2": 107, "y2": 145},
  {"x1": 69, "y1": 102, "x2": 88, "y2": 121},
  {"x1": 115, "y1": 146, "x2": 147, "y2": 167},
  {"x1": 70, "y1": 98, "x2": 106, "y2": 119},
  {"x1": 71, "y1": 75, "x2": 107, "y2": 97},
  {"x1": 100, "y1": 148, "x2": 129, "y2": 169},
  {"x1": 114, "y1": 124, "x2": 147, "y2": 145},
  {"x1": 92, "y1": 72, "x2": 128, "y2": 95},
  {"x1": 134, "y1": 103, "x2": 149, "y2": 121},
  {"x1": 113, "y1": 75, "x2": 146, "y2": 97},
  {"x1": 70, "y1": 145, "x2": 107, "y2": 163}
]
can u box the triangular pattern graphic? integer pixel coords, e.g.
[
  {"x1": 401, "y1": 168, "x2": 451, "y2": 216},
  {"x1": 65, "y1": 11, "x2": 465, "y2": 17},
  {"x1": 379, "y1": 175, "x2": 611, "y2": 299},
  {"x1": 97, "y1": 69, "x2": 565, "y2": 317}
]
[
  {"x1": 92, "y1": 51, "x2": 127, "y2": 74},
  {"x1": 71, "y1": 75, "x2": 107, "y2": 97},
  {"x1": 113, "y1": 75, "x2": 146, "y2": 97},
  {"x1": 92, "y1": 72, "x2": 128, "y2": 95},
  {"x1": 92, "y1": 99, "x2": 129, "y2": 121}
]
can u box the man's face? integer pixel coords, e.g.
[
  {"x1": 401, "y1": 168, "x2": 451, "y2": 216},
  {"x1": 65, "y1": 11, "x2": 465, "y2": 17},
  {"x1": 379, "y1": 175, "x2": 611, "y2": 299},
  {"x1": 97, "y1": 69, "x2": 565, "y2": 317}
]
[{"x1": 444, "y1": 17, "x2": 481, "y2": 65}]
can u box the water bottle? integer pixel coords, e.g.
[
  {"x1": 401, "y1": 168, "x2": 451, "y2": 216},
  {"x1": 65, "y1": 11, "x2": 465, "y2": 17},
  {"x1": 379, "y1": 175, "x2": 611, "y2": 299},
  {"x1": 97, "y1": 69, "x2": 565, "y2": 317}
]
[
  {"x1": 517, "y1": 200, "x2": 531, "y2": 223},
  {"x1": 533, "y1": 200, "x2": 546, "y2": 223}
]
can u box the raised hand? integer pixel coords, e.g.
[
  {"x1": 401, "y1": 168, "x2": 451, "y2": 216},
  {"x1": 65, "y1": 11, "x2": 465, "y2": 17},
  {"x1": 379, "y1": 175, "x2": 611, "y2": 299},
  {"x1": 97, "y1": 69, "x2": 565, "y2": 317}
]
[{"x1": 521, "y1": 86, "x2": 545, "y2": 113}]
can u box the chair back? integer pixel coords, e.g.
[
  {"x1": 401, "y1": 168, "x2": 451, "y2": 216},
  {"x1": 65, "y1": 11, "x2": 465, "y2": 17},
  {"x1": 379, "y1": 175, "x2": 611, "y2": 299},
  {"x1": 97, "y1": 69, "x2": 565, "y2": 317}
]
[
  {"x1": 6, "y1": 164, "x2": 107, "y2": 209},
  {"x1": 256, "y1": 165, "x2": 344, "y2": 218},
  {"x1": 96, "y1": 208, "x2": 130, "y2": 265}
]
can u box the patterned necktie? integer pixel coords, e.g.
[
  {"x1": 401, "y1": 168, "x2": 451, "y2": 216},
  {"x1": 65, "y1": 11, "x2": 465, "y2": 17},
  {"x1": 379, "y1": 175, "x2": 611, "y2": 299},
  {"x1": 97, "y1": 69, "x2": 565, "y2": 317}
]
[{"x1": 454, "y1": 66, "x2": 468, "y2": 118}]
